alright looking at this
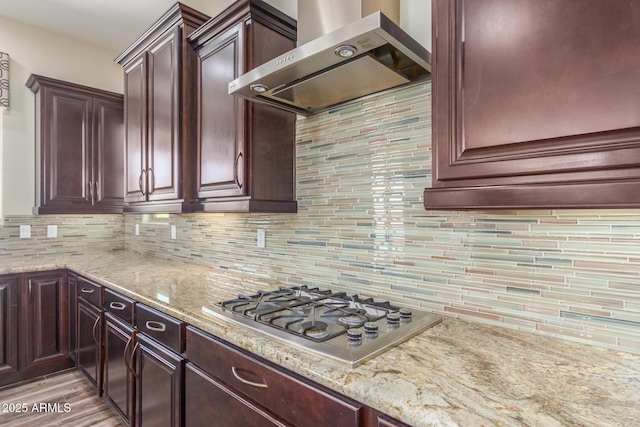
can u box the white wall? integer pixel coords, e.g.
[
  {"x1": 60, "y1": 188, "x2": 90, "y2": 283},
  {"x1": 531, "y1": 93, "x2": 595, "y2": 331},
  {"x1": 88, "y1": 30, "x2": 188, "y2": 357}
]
[
  {"x1": 401, "y1": 0, "x2": 431, "y2": 50},
  {"x1": 0, "y1": 15, "x2": 123, "y2": 215}
]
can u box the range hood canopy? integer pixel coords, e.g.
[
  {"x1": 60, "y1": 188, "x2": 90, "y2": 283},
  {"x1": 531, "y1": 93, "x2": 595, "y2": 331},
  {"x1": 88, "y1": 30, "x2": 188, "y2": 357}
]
[{"x1": 228, "y1": 0, "x2": 431, "y2": 116}]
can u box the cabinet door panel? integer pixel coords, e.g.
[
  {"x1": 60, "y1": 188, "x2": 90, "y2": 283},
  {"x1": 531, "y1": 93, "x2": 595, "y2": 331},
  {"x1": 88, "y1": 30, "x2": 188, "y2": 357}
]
[
  {"x1": 94, "y1": 97, "x2": 125, "y2": 208},
  {"x1": 147, "y1": 29, "x2": 181, "y2": 201},
  {"x1": 104, "y1": 313, "x2": 135, "y2": 423},
  {"x1": 426, "y1": 0, "x2": 640, "y2": 209},
  {"x1": 77, "y1": 300, "x2": 103, "y2": 393},
  {"x1": 42, "y1": 88, "x2": 92, "y2": 208},
  {"x1": 21, "y1": 272, "x2": 69, "y2": 371},
  {"x1": 0, "y1": 276, "x2": 18, "y2": 377},
  {"x1": 136, "y1": 334, "x2": 183, "y2": 427},
  {"x1": 195, "y1": 23, "x2": 244, "y2": 198},
  {"x1": 124, "y1": 55, "x2": 148, "y2": 203},
  {"x1": 185, "y1": 363, "x2": 286, "y2": 427}
]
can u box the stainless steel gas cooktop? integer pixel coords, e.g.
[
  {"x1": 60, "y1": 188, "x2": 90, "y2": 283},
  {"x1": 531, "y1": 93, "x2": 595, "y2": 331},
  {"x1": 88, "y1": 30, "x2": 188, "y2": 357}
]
[{"x1": 202, "y1": 286, "x2": 442, "y2": 367}]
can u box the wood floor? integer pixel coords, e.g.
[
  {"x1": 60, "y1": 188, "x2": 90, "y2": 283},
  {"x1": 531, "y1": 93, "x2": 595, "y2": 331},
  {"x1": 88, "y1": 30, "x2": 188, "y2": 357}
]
[{"x1": 0, "y1": 370, "x2": 124, "y2": 427}]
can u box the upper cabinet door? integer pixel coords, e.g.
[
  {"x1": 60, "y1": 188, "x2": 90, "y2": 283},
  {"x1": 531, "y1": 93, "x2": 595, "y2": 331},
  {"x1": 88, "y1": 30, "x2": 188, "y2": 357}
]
[
  {"x1": 41, "y1": 88, "x2": 93, "y2": 209},
  {"x1": 147, "y1": 29, "x2": 181, "y2": 202},
  {"x1": 195, "y1": 23, "x2": 245, "y2": 199},
  {"x1": 124, "y1": 55, "x2": 149, "y2": 203},
  {"x1": 425, "y1": 0, "x2": 640, "y2": 209},
  {"x1": 93, "y1": 97, "x2": 125, "y2": 209}
]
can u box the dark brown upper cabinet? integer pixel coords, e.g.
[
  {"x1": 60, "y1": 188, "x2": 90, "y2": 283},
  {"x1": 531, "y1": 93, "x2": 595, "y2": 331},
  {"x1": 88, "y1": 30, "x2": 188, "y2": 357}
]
[
  {"x1": 27, "y1": 75, "x2": 124, "y2": 214},
  {"x1": 189, "y1": 0, "x2": 297, "y2": 213},
  {"x1": 424, "y1": 0, "x2": 640, "y2": 209},
  {"x1": 116, "y1": 3, "x2": 210, "y2": 213}
]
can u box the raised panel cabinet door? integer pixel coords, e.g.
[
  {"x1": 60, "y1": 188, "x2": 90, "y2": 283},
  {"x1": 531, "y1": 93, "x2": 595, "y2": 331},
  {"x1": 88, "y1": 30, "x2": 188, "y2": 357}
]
[
  {"x1": 124, "y1": 55, "x2": 148, "y2": 203},
  {"x1": 41, "y1": 87, "x2": 93, "y2": 208},
  {"x1": 135, "y1": 334, "x2": 184, "y2": 427},
  {"x1": 93, "y1": 96, "x2": 125, "y2": 209},
  {"x1": 0, "y1": 276, "x2": 18, "y2": 377},
  {"x1": 195, "y1": 22, "x2": 244, "y2": 199},
  {"x1": 426, "y1": 0, "x2": 640, "y2": 209},
  {"x1": 104, "y1": 313, "x2": 135, "y2": 424},
  {"x1": 185, "y1": 363, "x2": 286, "y2": 427},
  {"x1": 147, "y1": 29, "x2": 181, "y2": 202},
  {"x1": 20, "y1": 271, "x2": 70, "y2": 371},
  {"x1": 77, "y1": 299, "x2": 103, "y2": 394}
]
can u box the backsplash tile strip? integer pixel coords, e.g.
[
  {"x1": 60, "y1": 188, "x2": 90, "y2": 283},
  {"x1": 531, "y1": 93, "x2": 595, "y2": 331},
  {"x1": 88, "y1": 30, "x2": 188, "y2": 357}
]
[
  {"x1": 1, "y1": 215, "x2": 125, "y2": 257},
  {"x1": 10, "y1": 82, "x2": 631, "y2": 354}
]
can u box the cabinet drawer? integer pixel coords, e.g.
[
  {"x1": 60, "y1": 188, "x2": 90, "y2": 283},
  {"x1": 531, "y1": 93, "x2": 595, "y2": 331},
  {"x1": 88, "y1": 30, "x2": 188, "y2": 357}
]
[
  {"x1": 186, "y1": 326, "x2": 363, "y2": 427},
  {"x1": 103, "y1": 288, "x2": 135, "y2": 325},
  {"x1": 77, "y1": 276, "x2": 103, "y2": 306},
  {"x1": 135, "y1": 304, "x2": 184, "y2": 354}
]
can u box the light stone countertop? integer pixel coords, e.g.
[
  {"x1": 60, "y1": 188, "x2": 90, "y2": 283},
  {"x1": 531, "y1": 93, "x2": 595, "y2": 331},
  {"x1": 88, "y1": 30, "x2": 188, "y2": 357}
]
[{"x1": 2, "y1": 251, "x2": 639, "y2": 427}]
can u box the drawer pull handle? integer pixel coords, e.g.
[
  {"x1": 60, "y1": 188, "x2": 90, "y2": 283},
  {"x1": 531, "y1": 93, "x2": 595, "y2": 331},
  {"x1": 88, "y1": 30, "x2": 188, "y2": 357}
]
[
  {"x1": 231, "y1": 366, "x2": 268, "y2": 389},
  {"x1": 109, "y1": 302, "x2": 126, "y2": 311},
  {"x1": 81, "y1": 288, "x2": 95, "y2": 294},
  {"x1": 145, "y1": 321, "x2": 166, "y2": 332}
]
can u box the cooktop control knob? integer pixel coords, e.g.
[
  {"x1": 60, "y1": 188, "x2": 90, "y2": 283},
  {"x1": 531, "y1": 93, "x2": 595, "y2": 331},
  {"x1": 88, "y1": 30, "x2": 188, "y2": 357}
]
[
  {"x1": 399, "y1": 308, "x2": 412, "y2": 319},
  {"x1": 363, "y1": 322, "x2": 379, "y2": 334},
  {"x1": 347, "y1": 328, "x2": 364, "y2": 340},
  {"x1": 386, "y1": 311, "x2": 400, "y2": 323}
]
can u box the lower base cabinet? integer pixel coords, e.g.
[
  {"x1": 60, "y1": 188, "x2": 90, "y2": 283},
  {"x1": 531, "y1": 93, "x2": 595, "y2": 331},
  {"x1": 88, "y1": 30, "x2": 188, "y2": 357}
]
[
  {"x1": 77, "y1": 298, "x2": 103, "y2": 393},
  {"x1": 185, "y1": 326, "x2": 364, "y2": 427},
  {"x1": 104, "y1": 313, "x2": 136, "y2": 425},
  {"x1": 185, "y1": 362, "x2": 286, "y2": 427},
  {"x1": 0, "y1": 275, "x2": 19, "y2": 379},
  {"x1": 0, "y1": 271, "x2": 72, "y2": 387},
  {"x1": 135, "y1": 333, "x2": 184, "y2": 427}
]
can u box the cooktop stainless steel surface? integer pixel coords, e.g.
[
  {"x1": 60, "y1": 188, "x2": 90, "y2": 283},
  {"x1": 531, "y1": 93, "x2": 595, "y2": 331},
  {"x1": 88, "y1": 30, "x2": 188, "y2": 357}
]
[{"x1": 202, "y1": 286, "x2": 442, "y2": 367}]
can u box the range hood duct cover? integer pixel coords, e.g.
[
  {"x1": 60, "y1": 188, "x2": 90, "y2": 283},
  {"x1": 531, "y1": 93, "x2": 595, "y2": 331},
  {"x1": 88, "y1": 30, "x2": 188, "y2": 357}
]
[{"x1": 228, "y1": 0, "x2": 431, "y2": 116}]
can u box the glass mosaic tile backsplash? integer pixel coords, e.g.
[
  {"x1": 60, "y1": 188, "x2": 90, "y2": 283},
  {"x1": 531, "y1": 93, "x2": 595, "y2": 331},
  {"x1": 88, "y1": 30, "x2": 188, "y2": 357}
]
[
  {"x1": 1, "y1": 214, "x2": 124, "y2": 258},
  {"x1": 1, "y1": 83, "x2": 636, "y2": 353},
  {"x1": 123, "y1": 83, "x2": 639, "y2": 354}
]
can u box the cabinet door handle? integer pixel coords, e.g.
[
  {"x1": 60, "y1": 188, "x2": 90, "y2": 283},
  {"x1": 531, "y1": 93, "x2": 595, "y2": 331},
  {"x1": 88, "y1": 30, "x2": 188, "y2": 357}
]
[
  {"x1": 123, "y1": 335, "x2": 132, "y2": 373},
  {"x1": 81, "y1": 287, "x2": 95, "y2": 294},
  {"x1": 139, "y1": 169, "x2": 146, "y2": 195},
  {"x1": 129, "y1": 341, "x2": 139, "y2": 379},
  {"x1": 145, "y1": 320, "x2": 165, "y2": 332},
  {"x1": 234, "y1": 153, "x2": 244, "y2": 189},
  {"x1": 231, "y1": 366, "x2": 268, "y2": 389},
  {"x1": 148, "y1": 168, "x2": 155, "y2": 194},
  {"x1": 109, "y1": 302, "x2": 126, "y2": 311},
  {"x1": 28, "y1": 280, "x2": 32, "y2": 300},
  {"x1": 92, "y1": 315, "x2": 101, "y2": 345},
  {"x1": 87, "y1": 181, "x2": 93, "y2": 203},
  {"x1": 94, "y1": 181, "x2": 99, "y2": 202}
]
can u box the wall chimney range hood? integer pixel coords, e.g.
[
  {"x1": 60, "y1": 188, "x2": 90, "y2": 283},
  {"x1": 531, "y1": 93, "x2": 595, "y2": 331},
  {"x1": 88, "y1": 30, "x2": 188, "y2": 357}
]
[{"x1": 228, "y1": 0, "x2": 431, "y2": 116}]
